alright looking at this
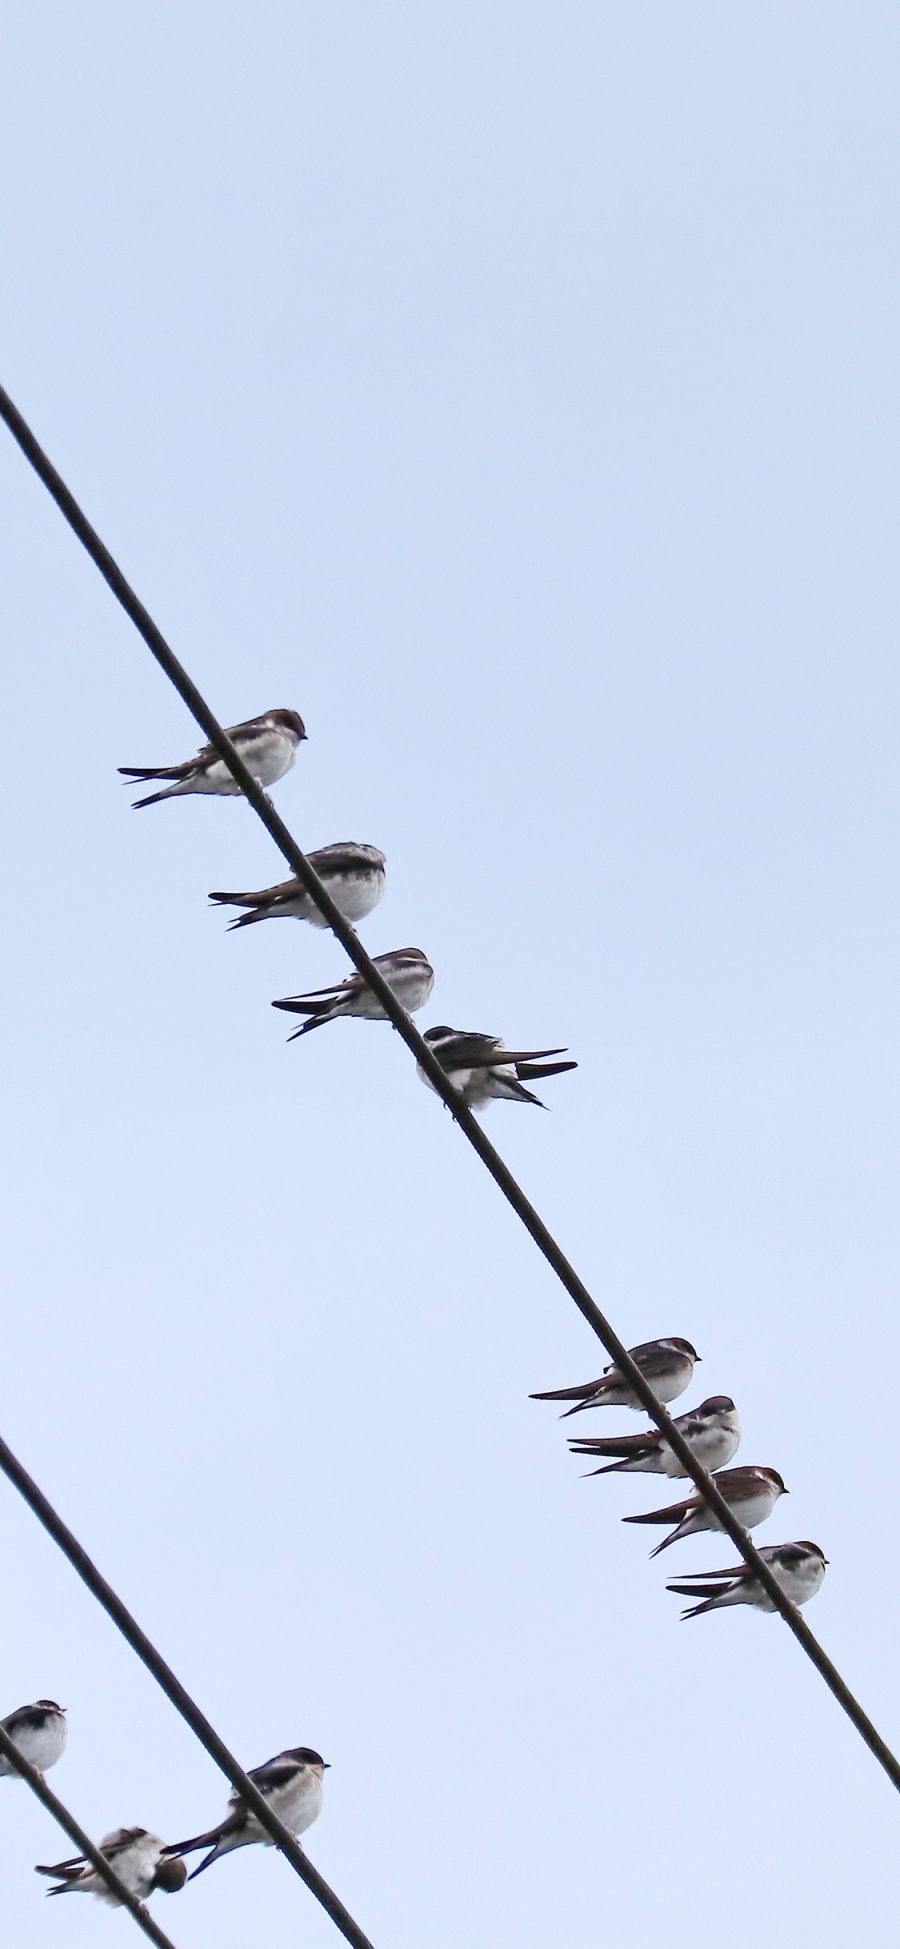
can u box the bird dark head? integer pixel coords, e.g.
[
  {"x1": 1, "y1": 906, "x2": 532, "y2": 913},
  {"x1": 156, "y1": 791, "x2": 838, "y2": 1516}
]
[
  {"x1": 795, "y1": 1541, "x2": 828, "y2": 1565},
  {"x1": 271, "y1": 709, "x2": 307, "y2": 742},
  {"x1": 424, "y1": 1026, "x2": 454, "y2": 1042},
  {"x1": 35, "y1": 1700, "x2": 63, "y2": 1714},
  {"x1": 669, "y1": 1338, "x2": 700, "y2": 1359},
  {"x1": 699, "y1": 1395, "x2": 735, "y2": 1414},
  {"x1": 154, "y1": 1857, "x2": 188, "y2": 1894},
  {"x1": 286, "y1": 1747, "x2": 329, "y2": 1769},
  {"x1": 763, "y1": 1468, "x2": 788, "y2": 1493}
]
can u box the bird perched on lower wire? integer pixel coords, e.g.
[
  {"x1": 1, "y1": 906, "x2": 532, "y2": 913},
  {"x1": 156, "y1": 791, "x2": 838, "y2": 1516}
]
[
  {"x1": 118, "y1": 709, "x2": 307, "y2": 808},
  {"x1": 210, "y1": 843, "x2": 386, "y2": 929},
  {"x1": 163, "y1": 1747, "x2": 328, "y2": 1881},
  {"x1": 530, "y1": 1336, "x2": 700, "y2": 1417},
  {"x1": 569, "y1": 1395, "x2": 741, "y2": 1477},
  {"x1": 0, "y1": 1700, "x2": 67, "y2": 1780},
  {"x1": 35, "y1": 1831, "x2": 187, "y2": 1904},
  {"x1": 667, "y1": 1540, "x2": 828, "y2": 1618},
  {"x1": 623, "y1": 1465, "x2": 788, "y2": 1556},
  {"x1": 418, "y1": 1026, "x2": 577, "y2": 1110},
  {"x1": 273, "y1": 948, "x2": 435, "y2": 1038}
]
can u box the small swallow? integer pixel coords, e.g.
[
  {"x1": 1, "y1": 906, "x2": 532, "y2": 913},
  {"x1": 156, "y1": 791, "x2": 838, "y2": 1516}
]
[
  {"x1": 36, "y1": 1831, "x2": 187, "y2": 1904},
  {"x1": 530, "y1": 1337, "x2": 701, "y2": 1417},
  {"x1": 667, "y1": 1540, "x2": 828, "y2": 1619},
  {"x1": 623, "y1": 1465, "x2": 788, "y2": 1556},
  {"x1": 209, "y1": 843, "x2": 386, "y2": 929},
  {"x1": 272, "y1": 948, "x2": 435, "y2": 1038},
  {"x1": 569, "y1": 1395, "x2": 741, "y2": 1477},
  {"x1": 0, "y1": 1700, "x2": 67, "y2": 1780},
  {"x1": 163, "y1": 1746, "x2": 328, "y2": 1881},
  {"x1": 119, "y1": 709, "x2": 307, "y2": 808},
  {"x1": 418, "y1": 1025, "x2": 577, "y2": 1110}
]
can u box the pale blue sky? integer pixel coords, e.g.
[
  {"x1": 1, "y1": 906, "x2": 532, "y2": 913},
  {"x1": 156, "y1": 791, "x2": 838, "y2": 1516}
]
[{"x1": 3, "y1": 5, "x2": 900, "y2": 1945}]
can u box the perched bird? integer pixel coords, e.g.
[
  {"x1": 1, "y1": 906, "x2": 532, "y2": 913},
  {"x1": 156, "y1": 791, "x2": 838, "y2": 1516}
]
[
  {"x1": 418, "y1": 1025, "x2": 577, "y2": 1110},
  {"x1": 667, "y1": 1540, "x2": 828, "y2": 1619},
  {"x1": 273, "y1": 948, "x2": 435, "y2": 1039},
  {"x1": 530, "y1": 1336, "x2": 700, "y2": 1417},
  {"x1": 36, "y1": 1831, "x2": 187, "y2": 1904},
  {"x1": 0, "y1": 1700, "x2": 67, "y2": 1780},
  {"x1": 119, "y1": 709, "x2": 307, "y2": 808},
  {"x1": 164, "y1": 1746, "x2": 328, "y2": 1881},
  {"x1": 210, "y1": 844, "x2": 386, "y2": 929},
  {"x1": 622, "y1": 1465, "x2": 788, "y2": 1556},
  {"x1": 569, "y1": 1395, "x2": 741, "y2": 1477}
]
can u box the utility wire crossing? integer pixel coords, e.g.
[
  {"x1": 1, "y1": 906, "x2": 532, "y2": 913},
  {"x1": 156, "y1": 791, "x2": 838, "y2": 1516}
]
[
  {"x1": 2, "y1": 380, "x2": 900, "y2": 1811},
  {"x1": 0, "y1": 1723, "x2": 180, "y2": 1949}
]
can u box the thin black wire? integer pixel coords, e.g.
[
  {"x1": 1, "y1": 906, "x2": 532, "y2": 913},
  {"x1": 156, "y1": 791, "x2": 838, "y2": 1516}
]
[
  {"x1": 2, "y1": 381, "x2": 900, "y2": 1803},
  {"x1": 0, "y1": 1437, "x2": 375, "y2": 1949},
  {"x1": 0, "y1": 1724, "x2": 179, "y2": 1949}
]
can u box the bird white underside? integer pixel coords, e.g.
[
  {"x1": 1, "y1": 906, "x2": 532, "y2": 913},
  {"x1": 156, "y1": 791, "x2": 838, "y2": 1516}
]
[
  {"x1": 714, "y1": 1558, "x2": 825, "y2": 1610},
  {"x1": 230, "y1": 1773, "x2": 323, "y2": 1850},
  {"x1": 678, "y1": 1485, "x2": 778, "y2": 1536},
  {"x1": 597, "y1": 1365, "x2": 693, "y2": 1410},
  {"x1": 272, "y1": 871, "x2": 384, "y2": 924},
  {"x1": 0, "y1": 1718, "x2": 66, "y2": 1773},
  {"x1": 624, "y1": 1423, "x2": 741, "y2": 1476},
  {"x1": 420, "y1": 1062, "x2": 520, "y2": 1105},
  {"x1": 332, "y1": 968, "x2": 435, "y2": 1021},
  {"x1": 69, "y1": 1835, "x2": 163, "y2": 1903},
  {"x1": 188, "y1": 731, "x2": 296, "y2": 794}
]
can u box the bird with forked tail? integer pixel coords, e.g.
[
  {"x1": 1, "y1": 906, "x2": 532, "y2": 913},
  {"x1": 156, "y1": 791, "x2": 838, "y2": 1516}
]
[
  {"x1": 119, "y1": 709, "x2": 306, "y2": 807},
  {"x1": 530, "y1": 1336, "x2": 700, "y2": 1417},
  {"x1": 417, "y1": 1025, "x2": 577, "y2": 1111},
  {"x1": 623, "y1": 1464, "x2": 787, "y2": 1556},
  {"x1": 163, "y1": 1746, "x2": 328, "y2": 1881}
]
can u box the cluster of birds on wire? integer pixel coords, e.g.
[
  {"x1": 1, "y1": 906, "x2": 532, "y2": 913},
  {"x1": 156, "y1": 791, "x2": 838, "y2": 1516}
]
[{"x1": 6, "y1": 706, "x2": 826, "y2": 1913}]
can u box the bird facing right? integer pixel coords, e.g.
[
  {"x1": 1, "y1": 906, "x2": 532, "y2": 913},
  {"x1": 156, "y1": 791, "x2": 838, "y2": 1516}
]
[
  {"x1": 273, "y1": 948, "x2": 434, "y2": 1038},
  {"x1": 35, "y1": 1830, "x2": 187, "y2": 1904},
  {"x1": 210, "y1": 844, "x2": 386, "y2": 930},
  {"x1": 530, "y1": 1336, "x2": 701, "y2": 1416},
  {"x1": 569, "y1": 1395, "x2": 741, "y2": 1477},
  {"x1": 163, "y1": 1746, "x2": 328, "y2": 1880},
  {"x1": 622, "y1": 1465, "x2": 788, "y2": 1555},
  {"x1": 667, "y1": 1541, "x2": 828, "y2": 1618},
  {"x1": 0, "y1": 1700, "x2": 67, "y2": 1780},
  {"x1": 119, "y1": 708, "x2": 307, "y2": 808}
]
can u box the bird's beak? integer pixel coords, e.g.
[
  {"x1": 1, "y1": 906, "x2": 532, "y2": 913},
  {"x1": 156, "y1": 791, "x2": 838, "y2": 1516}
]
[{"x1": 322, "y1": 1762, "x2": 331, "y2": 1769}]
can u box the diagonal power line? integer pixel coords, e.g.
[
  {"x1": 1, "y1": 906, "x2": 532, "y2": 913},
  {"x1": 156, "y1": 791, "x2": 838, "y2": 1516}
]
[
  {"x1": 0, "y1": 1434, "x2": 374, "y2": 1949},
  {"x1": 2, "y1": 379, "x2": 900, "y2": 1807},
  {"x1": 0, "y1": 1723, "x2": 180, "y2": 1949}
]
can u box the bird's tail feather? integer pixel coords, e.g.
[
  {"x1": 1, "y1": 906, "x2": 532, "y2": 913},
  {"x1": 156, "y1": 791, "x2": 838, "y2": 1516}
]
[
  {"x1": 129, "y1": 783, "x2": 185, "y2": 808},
  {"x1": 162, "y1": 1827, "x2": 221, "y2": 1859},
  {"x1": 286, "y1": 1014, "x2": 329, "y2": 1039},
  {"x1": 516, "y1": 1059, "x2": 578, "y2": 1082},
  {"x1": 622, "y1": 1503, "x2": 685, "y2": 1527},
  {"x1": 118, "y1": 764, "x2": 187, "y2": 782},
  {"x1": 529, "y1": 1380, "x2": 601, "y2": 1404}
]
